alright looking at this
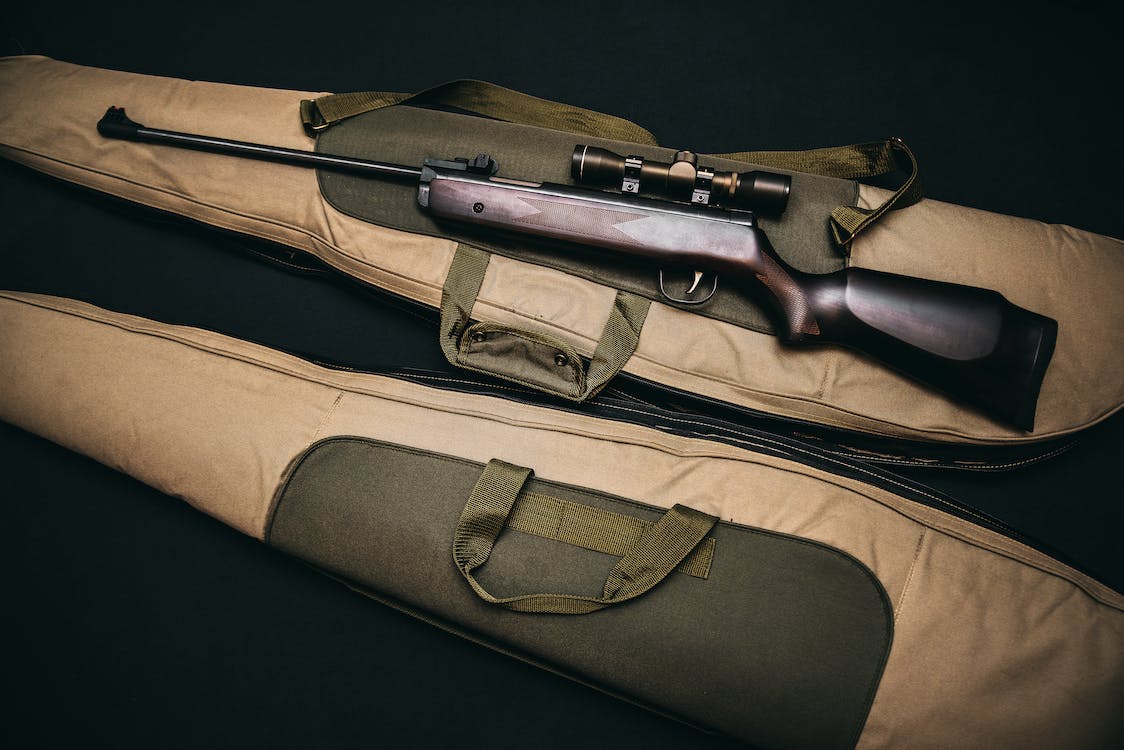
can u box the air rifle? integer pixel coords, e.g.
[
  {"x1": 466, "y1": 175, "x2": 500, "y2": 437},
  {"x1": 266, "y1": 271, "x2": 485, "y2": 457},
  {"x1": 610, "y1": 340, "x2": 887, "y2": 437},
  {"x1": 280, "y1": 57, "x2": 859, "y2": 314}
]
[{"x1": 96, "y1": 106, "x2": 1057, "y2": 430}]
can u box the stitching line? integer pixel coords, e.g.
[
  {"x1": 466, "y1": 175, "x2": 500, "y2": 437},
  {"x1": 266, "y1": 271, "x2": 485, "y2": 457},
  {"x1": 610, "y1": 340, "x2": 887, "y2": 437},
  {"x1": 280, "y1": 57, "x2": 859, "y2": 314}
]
[
  {"x1": 311, "y1": 391, "x2": 346, "y2": 443},
  {"x1": 894, "y1": 529, "x2": 928, "y2": 625}
]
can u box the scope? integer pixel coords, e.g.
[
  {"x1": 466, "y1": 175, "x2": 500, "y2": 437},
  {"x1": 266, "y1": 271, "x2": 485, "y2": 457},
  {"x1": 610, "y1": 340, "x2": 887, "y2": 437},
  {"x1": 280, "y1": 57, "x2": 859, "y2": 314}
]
[{"x1": 571, "y1": 145, "x2": 791, "y2": 216}]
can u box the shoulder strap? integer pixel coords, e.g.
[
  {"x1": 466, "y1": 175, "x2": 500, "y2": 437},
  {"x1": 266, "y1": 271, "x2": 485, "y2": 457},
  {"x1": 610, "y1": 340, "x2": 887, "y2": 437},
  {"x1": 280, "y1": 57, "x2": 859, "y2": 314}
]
[
  {"x1": 301, "y1": 82, "x2": 919, "y2": 250},
  {"x1": 300, "y1": 79, "x2": 658, "y2": 144},
  {"x1": 719, "y1": 137, "x2": 921, "y2": 250}
]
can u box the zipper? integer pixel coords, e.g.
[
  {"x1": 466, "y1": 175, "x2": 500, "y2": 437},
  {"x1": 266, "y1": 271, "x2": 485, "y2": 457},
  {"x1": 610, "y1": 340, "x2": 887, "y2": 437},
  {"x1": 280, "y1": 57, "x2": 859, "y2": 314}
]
[{"x1": 603, "y1": 375, "x2": 1077, "y2": 472}]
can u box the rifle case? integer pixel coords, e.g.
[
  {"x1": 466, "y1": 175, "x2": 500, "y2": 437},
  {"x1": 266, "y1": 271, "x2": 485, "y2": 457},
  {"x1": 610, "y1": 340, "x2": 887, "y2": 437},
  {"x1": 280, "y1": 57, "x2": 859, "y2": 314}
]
[
  {"x1": 0, "y1": 288, "x2": 1120, "y2": 749},
  {"x1": 0, "y1": 55, "x2": 1122, "y2": 469}
]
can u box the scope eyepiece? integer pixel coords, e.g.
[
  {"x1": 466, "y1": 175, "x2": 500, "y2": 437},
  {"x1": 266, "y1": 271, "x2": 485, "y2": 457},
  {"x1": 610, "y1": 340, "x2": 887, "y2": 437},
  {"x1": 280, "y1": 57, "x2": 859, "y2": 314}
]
[{"x1": 571, "y1": 145, "x2": 791, "y2": 216}]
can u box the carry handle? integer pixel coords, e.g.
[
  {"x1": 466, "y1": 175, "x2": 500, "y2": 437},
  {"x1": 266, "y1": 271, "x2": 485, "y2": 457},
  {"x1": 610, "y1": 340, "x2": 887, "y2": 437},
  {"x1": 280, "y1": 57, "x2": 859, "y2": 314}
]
[
  {"x1": 453, "y1": 459, "x2": 718, "y2": 615},
  {"x1": 439, "y1": 244, "x2": 650, "y2": 401}
]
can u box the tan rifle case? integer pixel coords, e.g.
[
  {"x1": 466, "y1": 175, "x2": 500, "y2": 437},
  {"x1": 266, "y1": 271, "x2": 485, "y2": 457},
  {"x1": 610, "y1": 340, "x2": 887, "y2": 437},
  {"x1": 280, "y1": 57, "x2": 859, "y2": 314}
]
[
  {"x1": 1, "y1": 55, "x2": 1122, "y2": 468},
  {"x1": 0, "y1": 289, "x2": 1120, "y2": 749}
]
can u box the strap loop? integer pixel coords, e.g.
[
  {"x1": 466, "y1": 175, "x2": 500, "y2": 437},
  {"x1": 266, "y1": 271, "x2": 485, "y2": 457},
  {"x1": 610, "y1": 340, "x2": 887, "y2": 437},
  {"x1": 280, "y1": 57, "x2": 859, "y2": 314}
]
[
  {"x1": 439, "y1": 244, "x2": 649, "y2": 401},
  {"x1": 453, "y1": 460, "x2": 717, "y2": 615},
  {"x1": 719, "y1": 137, "x2": 922, "y2": 252}
]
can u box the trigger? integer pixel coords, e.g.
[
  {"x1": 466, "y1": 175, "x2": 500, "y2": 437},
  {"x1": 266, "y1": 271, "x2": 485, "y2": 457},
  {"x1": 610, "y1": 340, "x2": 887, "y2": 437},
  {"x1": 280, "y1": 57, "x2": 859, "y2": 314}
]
[
  {"x1": 686, "y1": 270, "x2": 704, "y2": 295},
  {"x1": 658, "y1": 269, "x2": 719, "y2": 305}
]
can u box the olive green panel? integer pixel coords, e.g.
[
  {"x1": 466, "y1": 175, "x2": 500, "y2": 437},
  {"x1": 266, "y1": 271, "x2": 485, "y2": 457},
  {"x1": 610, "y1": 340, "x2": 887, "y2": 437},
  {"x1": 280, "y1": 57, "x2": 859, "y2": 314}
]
[
  {"x1": 267, "y1": 438, "x2": 892, "y2": 749},
  {"x1": 316, "y1": 106, "x2": 857, "y2": 334}
]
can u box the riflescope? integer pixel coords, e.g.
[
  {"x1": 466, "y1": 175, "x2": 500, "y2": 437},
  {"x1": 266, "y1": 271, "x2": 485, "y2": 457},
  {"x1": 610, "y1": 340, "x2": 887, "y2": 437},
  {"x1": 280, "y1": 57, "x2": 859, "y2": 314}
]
[{"x1": 571, "y1": 145, "x2": 792, "y2": 215}]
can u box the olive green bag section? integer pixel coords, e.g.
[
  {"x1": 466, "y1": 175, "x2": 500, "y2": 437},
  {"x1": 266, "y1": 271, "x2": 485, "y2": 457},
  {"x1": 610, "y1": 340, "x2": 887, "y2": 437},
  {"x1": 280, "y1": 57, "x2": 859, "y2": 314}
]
[
  {"x1": 266, "y1": 438, "x2": 893, "y2": 750},
  {"x1": 315, "y1": 101, "x2": 859, "y2": 335}
]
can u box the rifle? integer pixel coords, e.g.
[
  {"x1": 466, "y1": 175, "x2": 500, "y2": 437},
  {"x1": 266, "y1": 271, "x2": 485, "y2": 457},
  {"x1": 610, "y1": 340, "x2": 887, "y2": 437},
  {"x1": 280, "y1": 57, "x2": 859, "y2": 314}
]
[{"x1": 96, "y1": 106, "x2": 1057, "y2": 430}]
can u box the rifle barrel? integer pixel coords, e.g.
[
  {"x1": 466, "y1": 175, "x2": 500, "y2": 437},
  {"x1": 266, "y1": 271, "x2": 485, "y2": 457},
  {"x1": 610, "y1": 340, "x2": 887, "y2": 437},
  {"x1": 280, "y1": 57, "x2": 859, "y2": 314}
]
[{"x1": 98, "y1": 107, "x2": 421, "y2": 181}]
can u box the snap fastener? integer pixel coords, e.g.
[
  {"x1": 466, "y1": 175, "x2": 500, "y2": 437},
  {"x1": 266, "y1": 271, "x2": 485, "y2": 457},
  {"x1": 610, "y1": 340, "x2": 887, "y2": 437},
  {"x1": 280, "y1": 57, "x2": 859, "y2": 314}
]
[
  {"x1": 470, "y1": 331, "x2": 486, "y2": 344},
  {"x1": 554, "y1": 353, "x2": 569, "y2": 366}
]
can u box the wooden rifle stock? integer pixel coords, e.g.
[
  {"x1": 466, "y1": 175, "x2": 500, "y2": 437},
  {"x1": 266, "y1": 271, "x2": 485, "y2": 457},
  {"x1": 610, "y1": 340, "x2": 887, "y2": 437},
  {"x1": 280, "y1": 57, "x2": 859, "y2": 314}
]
[
  {"x1": 97, "y1": 107, "x2": 1058, "y2": 430},
  {"x1": 790, "y1": 264, "x2": 1055, "y2": 431}
]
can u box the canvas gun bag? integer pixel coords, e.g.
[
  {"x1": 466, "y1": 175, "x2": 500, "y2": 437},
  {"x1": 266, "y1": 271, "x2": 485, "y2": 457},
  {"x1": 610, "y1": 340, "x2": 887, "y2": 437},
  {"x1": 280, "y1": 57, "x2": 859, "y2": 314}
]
[
  {"x1": 0, "y1": 55, "x2": 1122, "y2": 470},
  {"x1": 0, "y1": 288, "x2": 1121, "y2": 749}
]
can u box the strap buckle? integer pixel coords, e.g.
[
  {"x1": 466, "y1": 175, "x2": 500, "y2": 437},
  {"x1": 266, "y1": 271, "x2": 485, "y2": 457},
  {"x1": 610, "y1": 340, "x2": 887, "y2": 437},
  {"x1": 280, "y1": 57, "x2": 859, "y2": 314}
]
[{"x1": 299, "y1": 99, "x2": 331, "y2": 136}]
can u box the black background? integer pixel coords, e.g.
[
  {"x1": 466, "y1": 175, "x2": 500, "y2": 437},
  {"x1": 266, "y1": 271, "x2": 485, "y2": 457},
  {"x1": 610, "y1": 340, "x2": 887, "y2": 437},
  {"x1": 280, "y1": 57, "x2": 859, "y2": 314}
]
[{"x1": 1, "y1": 3, "x2": 1121, "y2": 748}]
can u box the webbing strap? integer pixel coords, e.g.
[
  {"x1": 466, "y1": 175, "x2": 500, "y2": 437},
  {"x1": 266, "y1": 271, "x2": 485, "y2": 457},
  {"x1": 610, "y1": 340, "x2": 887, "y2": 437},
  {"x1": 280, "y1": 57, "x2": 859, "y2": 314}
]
[
  {"x1": 509, "y1": 491, "x2": 716, "y2": 579},
  {"x1": 453, "y1": 460, "x2": 717, "y2": 615},
  {"x1": 301, "y1": 79, "x2": 658, "y2": 144},
  {"x1": 584, "y1": 290, "x2": 650, "y2": 395},
  {"x1": 718, "y1": 137, "x2": 922, "y2": 250},
  {"x1": 437, "y1": 243, "x2": 490, "y2": 364},
  {"x1": 439, "y1": 244, "x2": 649, "y2": 401}
]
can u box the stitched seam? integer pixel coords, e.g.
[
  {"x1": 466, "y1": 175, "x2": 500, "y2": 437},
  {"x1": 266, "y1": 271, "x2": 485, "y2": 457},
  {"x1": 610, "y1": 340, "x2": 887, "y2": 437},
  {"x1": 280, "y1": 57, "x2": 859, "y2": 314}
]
[
  {"x1": 262, "y1": 389, "x2": 344, "y2": 539},
  {"x1": 894, "y1": 529, "x2": 928, "y2": 625},
  {"x1": 311, "y1": 390, "x2": 346, "y2": 443},
  {"x1": 814, "y1": 356, "x2": 832, "y2": 401}
]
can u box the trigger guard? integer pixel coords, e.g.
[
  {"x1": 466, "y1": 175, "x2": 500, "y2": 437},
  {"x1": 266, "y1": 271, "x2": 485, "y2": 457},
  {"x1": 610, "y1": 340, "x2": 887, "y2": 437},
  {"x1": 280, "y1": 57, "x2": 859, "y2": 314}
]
[{"x1": 658, "y1": 269, "x2": 719, "y2": 305}]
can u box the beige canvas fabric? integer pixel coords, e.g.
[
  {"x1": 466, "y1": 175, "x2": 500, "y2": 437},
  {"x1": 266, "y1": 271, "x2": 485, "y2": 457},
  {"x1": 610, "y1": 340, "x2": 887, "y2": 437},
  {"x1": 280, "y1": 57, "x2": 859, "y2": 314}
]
[
  {"x1": 0, "y1": 289, "x2": 1120, "y2": 747},
  {"x1": 0, "y1": 55, "x2": 1121, "y2": 445},
  {"x1": 851, "y1": 185, "x2": 1124, "y2": 441}
]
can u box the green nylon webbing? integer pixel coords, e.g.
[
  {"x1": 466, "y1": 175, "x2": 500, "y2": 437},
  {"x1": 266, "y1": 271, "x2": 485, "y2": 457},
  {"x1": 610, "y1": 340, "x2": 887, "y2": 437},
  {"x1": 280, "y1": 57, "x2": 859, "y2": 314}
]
[
  {"x1": 438, "y1": 243, "x2": 490, "y2": 365},
  {"x1": 453, "y1": 459, "x2": 718, "y2": 615},
  {"x1": 439, "y1": 243, "x2": 649, "y2": 401},
  {"x1": 718, "y1": 137, "x2": 922, "y2": 249},
  {"x1": 509, "y1": 491, "x2": 716, "y2": 579},
  {"x1": 582, "y1": 289, "x2": 649, "y2": 397},
  {"x1": 301, "y1": 80, "x2": 658, "y2": 144}
]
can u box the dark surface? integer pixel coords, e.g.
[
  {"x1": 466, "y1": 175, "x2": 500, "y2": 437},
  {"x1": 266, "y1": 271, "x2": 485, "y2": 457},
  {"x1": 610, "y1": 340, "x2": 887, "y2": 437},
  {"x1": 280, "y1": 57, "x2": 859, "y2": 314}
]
[{"x1": 1, "y1": 3, "x2": 1121, "y2": 749}]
